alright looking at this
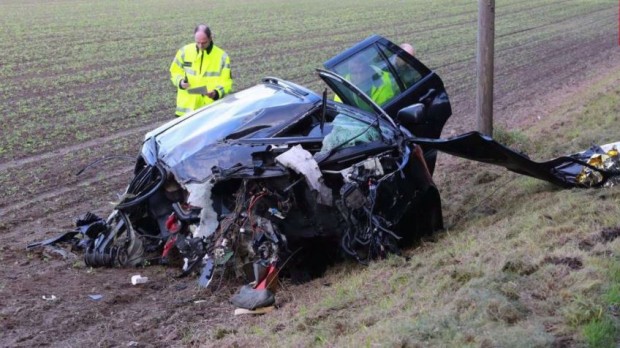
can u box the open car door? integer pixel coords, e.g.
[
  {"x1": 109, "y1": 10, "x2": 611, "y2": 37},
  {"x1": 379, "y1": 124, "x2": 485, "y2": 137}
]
[{"x1": 323, "y1": 35, "x2": 452, "y2": 140}]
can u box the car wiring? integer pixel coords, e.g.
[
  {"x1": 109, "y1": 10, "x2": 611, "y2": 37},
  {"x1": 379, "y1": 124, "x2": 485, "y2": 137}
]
[
  {"x1": 115, "y1": 163, "x2": 166, "y2": 210},
  {"x1": 75, "y1": 155, "x2": 136, "y2": 176}
]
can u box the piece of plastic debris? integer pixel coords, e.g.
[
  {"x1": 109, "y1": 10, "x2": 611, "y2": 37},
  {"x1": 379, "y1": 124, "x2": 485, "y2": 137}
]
[
  {"x1": 198, "y1": 258, "x2": 215, "y2": 288},
  {"x1": 42, "y1": 295, "x2": 57, "y2": 301},
  {"x1": 88, "y1": 294, "x2": 103, "y2": 301},
  {"x1": 127, "y1": 341, "x2": 139, "y2": 347},
  {"x1": 268, "y1": 207, "x2": 285, "y2": 219},
  {"x1": 131, "y1": 275, "x2": 148, "y2": 285},
  {"x1": 234, "y1": 306, "x2": 274, "y2": 315}
]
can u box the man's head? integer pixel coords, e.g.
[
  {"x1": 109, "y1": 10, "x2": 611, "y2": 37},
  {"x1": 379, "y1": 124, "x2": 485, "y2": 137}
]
[
  {"x1": 194, "y1": 24, "x2": 212, "y2": 50},
  {"x1": 400, "y1": 43, "x2": 415, "y2": 57},
  {"x1": 347, "y1": 55, "x2": 374, "y2": 87}
]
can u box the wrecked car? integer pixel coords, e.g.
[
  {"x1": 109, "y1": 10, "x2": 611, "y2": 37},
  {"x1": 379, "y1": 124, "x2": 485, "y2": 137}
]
[
  {"x1": 69, "y1": 35, "x2": 452, "y2": 291},
  {"x1": 41, "y1": 35, "x2": 619, "y2": 309}
]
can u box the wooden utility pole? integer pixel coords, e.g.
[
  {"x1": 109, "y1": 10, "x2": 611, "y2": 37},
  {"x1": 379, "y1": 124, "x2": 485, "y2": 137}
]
[{"x1": 476, "y1": 0, "x2": 495, "y2": 136}]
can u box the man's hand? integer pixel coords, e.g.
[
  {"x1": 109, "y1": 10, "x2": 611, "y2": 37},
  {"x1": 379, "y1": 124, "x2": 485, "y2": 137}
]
[{"x1": 180, "y1": 80, "x2": 190, "y2": 89}]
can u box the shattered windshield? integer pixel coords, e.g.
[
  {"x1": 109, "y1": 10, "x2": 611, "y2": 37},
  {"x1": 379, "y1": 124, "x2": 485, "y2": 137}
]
[{"x1": 320, "y1": 112, "x2": 394, "y2": 153}]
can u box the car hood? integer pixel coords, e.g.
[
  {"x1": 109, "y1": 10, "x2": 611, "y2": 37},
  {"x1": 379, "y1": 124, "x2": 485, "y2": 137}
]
[{"x1": 141, "y1": 81, "x2": 321, "y2": 184}]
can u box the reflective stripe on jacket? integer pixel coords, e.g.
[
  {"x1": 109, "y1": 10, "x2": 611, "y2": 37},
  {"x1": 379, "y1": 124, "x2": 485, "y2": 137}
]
[{"x1": 170, "y1": 43, "x2": 233, "y2": 116}]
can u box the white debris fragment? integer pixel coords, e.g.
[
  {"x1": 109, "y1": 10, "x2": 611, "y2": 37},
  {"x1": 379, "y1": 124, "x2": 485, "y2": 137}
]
[
  {"x1": 185, "y1": 180, "x2": 219, "y2": 238},
  {"x1": 131, "y1": 275, "x2": 149, "y2": 285},
  {"x1": 275, "y1": 145, "x2": 333, "y2": 205}
]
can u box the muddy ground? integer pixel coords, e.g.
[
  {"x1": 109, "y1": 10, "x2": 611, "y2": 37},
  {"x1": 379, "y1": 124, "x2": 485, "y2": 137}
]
[{"x1": 1, "y1": 12, "x2": 620, "y2": 348}]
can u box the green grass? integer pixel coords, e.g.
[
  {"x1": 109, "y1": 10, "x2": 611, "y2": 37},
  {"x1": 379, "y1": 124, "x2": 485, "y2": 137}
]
[{"x1": 582, "y1": 259, "x2": 620, "y2": 347}]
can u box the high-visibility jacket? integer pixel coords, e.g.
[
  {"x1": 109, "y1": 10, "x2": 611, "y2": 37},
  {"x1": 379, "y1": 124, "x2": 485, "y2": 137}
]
[
  {"x1": 334, "y1": 68, "x2": 396, "y2": 108},
  {"x1": 170, "y1": 42, "x2": 233, "y2": 116}
]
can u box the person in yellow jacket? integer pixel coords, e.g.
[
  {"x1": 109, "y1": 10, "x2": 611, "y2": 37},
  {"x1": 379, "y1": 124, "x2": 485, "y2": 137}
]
[
  {"x1": 170, "y1": 24, "x2": 233, "y2": 117},
  {"x1": 334, "y1": 54, "x2": 397, "y2": 109}
]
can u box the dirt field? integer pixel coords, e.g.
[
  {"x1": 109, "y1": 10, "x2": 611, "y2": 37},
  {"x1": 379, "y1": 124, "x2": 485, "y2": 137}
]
[{"x1": 1, "y1": 1, "x2": 619, "y2": 346}]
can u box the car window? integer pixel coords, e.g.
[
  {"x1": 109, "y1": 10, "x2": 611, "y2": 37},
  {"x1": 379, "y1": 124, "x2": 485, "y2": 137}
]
[
  {"x1": 331, "y1": 46, "x2": 399, "y2": 107},
  {"x1": 376, "y1": 43, "x2": 424, "y2": 90},
  {"x1": 327, "y1": 72, "x2": 375, "y2": 113}
]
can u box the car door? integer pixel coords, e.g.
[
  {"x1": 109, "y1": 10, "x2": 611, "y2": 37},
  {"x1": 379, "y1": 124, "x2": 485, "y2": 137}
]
[{"x1": 323, "y1": 35, "x2": 452, "y2": 141}]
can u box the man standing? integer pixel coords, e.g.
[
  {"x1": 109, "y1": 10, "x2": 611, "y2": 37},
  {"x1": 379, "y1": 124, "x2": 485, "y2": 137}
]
[{"x1": 170, "y1": 24, "x2": 233, "y2": 117}]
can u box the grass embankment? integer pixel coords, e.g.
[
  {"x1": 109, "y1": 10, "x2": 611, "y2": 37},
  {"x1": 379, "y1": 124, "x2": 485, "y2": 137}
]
[{"x1": 213, "y1": 56, "x2": 620, "y2": 348}]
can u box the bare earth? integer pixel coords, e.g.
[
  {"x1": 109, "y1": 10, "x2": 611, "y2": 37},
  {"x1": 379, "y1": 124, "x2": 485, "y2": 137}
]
[{"x1": 1, "y1": 21, "x2": 620, "y2": 348}]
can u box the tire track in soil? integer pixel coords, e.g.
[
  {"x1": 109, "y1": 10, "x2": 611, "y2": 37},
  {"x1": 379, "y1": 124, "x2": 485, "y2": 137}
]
[
  {"x1": 0, "y1": 165, "x2": 133, "y2": 219},
  {"x1": 433, "y1": 8, "x2": 617, "y2": 133},
  {"x1": 0, "y1": 122, "x2": 160, "y2": 173},
  {"x1": 0, "y1": 168, "x2": 134, "y2": 249}
]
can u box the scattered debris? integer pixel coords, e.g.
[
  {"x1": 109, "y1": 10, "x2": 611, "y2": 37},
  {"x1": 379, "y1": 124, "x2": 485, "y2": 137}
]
[
  {"x1": 234, "y1": 306, "x2": 274, "y2": 316},
  {"x1": 413, "y1": 133, "x2": 620, "y2": 189},
  {"x1": 27, "y1": 231, "x2": 78, "y2": 250},
  {"x1": 42, "y1": 295, "x2": 57, "y2": 301},
  {"x1": 131, "y1": 275, "x2": 148, "y2": 285},
  {"x1": 231, "y1": 262, "x2": 278, "y2": 311},
  {"x1": 575, "y1": 144, "x2": 620, "y2": 187},
  {"x1": 88, "y1": 294, "x2": 103, "y2": 301},
  {"x1": 45, "y1": 246, "x2": 76, "y2": 260}
]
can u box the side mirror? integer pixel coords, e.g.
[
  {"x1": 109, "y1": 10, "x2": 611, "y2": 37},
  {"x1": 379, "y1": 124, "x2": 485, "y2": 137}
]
[{"x1": 396, "y1": 103, "x2": 426, "y2": 127}]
